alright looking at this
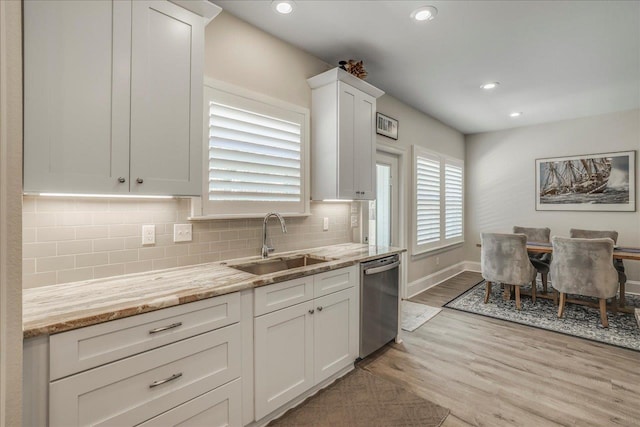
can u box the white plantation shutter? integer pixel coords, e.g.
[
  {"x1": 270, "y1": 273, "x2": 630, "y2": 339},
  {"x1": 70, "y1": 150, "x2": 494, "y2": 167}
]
[
  {"x1": 445, "y1": 161, "x2": 463, "y2": 240},
  {"x1": 416, "y1": 155, "x2": 441, "y2": 245},
  {"x1": 413, "y1": 146, "x2": 464, "y2": 254},
  {"x1": 202, "y1": 85, "x2": 309, "y2": 216}
]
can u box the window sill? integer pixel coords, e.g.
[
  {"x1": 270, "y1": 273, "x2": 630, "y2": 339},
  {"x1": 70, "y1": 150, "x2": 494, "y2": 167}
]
[{"x1": 411, "y1": 240, "x2": 464, "y2": 258}]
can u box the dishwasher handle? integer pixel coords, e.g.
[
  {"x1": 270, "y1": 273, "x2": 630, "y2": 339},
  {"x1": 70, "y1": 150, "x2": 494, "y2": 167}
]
[{"x1": 363, "y1": 260, "x2": 400, "y2": 275}]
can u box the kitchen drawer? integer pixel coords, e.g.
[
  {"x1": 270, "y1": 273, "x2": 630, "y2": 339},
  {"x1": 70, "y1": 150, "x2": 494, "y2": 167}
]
[
  {"x1": 138, "y1": 378, "x2": 242, "y2": 427},
  {"x1": 50, "y1": 292, "x2": 240, "y2": 380},
  {"x1": 254, "y1": 276, "x2": 314, "y2": 316},
  {"x1": 313, "y1": 265, "x2": 357, "y2": 298},
  {"x1": 49, "y1": 323, "x2": 241, "y2": 427}
]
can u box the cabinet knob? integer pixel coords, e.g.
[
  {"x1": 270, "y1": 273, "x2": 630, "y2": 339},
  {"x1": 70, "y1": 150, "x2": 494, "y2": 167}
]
[
  {"x1": 317, "y1": 306, "x2": 323, "y2": 311},
  {"x1": 136, "y1": 178, "x2": 144, "y2": 184},
  {"x1": 117, "y1": 177, "x2": 126, "y2": 183},
  {"x1": 308, "y1": 309, "x2": 315, "y2": 314}
]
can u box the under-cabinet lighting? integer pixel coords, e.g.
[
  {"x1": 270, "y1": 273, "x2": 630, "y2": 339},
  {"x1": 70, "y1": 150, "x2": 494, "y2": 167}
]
[
  {"x1": 35, "y1": 193, "x2": 174, "y2": 199},
  {"x1": 322, "y1": 199, "x2": 353, "y2": 202}
]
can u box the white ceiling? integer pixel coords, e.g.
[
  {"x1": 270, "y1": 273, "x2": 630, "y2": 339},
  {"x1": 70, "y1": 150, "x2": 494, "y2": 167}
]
[{"x1": 214, "y1": 0, "x2": 640, "y2": 135}]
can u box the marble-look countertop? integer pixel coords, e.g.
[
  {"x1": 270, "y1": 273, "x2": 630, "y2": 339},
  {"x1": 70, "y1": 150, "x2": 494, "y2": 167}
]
[{"x1": 23, "y1": 243, "x2": 405, "y2": 338}]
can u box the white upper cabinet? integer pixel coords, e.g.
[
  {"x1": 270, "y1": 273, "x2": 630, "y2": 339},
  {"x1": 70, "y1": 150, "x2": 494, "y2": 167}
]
[
  {"x1": 23, "y1": 0, "x2": 205, "y2": 196},
  {"x1": 308, "y1": 68, "x2": 384, "y2": 201}
]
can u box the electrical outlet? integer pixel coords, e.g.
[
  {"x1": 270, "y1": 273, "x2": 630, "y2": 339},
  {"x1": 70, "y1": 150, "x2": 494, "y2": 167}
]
[
  {"x1": 173, "y1": 224, "x2": 193, "y2": 242},
  {"x1": 350, "y1": 215, "x2": 358, "y2": 227},
  {"x1": 323, "y1": 217, "x2": 329, "y2": 231},
  {"x1": 142, "y1": 225, "x2": 155, "y2": 245}
]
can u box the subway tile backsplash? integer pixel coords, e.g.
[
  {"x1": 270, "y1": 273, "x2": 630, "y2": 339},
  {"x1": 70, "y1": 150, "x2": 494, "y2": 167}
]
[{"x1": 22, "y1": 196, "x2": 352, "y2": 289}]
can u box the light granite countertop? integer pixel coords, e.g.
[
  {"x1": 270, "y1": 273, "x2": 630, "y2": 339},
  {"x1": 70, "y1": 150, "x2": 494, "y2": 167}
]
[{"x1": 23, "y1": 243, "x2": 405, "y2": 338}]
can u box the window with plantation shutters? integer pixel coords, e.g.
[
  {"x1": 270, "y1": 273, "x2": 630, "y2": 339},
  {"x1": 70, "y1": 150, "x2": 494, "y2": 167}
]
[
  {"x1": 201, "y1": 84, "x2": 309, "y2": 217},
  {"x1": 413, "y1": 146, "x2": 464, "y2": 254}
]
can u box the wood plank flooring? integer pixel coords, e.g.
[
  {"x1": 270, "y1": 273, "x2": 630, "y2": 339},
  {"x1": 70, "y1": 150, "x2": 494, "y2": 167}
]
[{"x1": 362, "y1": 271, "x2": 640, "y2": 427}]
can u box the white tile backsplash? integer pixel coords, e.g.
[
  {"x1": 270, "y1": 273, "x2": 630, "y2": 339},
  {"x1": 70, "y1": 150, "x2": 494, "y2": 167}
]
[{"x1": 22, "y1": 196, "x2": 353, "y2": 288}]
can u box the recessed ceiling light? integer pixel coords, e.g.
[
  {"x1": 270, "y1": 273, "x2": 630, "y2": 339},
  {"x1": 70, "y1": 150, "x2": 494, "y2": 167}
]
[
  {"x1": 481, "y1": 82, "x2": 499, "y2": 90},
  {"x1": 411, "y1": 6, "x2": 438, "y2": 22},
  {"x1": 271, "y1": 1, "x2": 295, "y2": 15},
  {"x1": 509, "y1": 112, "x2": 523, "y2": 118}
]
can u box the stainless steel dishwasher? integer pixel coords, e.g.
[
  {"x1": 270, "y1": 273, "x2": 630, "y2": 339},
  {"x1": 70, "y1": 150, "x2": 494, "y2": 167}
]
[{"x1": 360, "y1": 254, "x2": 400, "y2": 358}]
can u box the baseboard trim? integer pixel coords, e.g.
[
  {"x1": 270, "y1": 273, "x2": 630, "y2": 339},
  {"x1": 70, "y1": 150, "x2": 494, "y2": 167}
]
[
  {"x1": 407, "y1": 261, "x2": 467, "y2": 299},
  {"x1": 626, "y1": 280, "x2": 640, "y2": 296}
]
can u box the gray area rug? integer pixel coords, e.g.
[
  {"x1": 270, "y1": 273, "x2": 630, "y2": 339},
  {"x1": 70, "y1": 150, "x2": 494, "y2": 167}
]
[
  {"x1": 446, "y1": 280, "x2": 640, "y2": 351},
  {"x1": 268, "y1": 368, "x2": 450, "y2": 427},
  {"x1": 401, "y1": 301, "x2": 442, "y2": 332}
]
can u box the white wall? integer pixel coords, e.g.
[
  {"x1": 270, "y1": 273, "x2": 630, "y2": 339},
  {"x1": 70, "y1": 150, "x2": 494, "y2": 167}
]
[
  {"x1": 0, "y1": 0, "x2": 23, "y2": 424},
  {"x1": 465, "y1": 109, "x2": 640, "y2": 281}
]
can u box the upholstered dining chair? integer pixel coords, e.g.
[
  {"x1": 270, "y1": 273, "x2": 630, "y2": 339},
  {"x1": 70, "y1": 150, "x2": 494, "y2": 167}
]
[
  {"x1": 480, "y1": 233, "x2": 537, "y2": 310},
  {"x1": 569, "y1": 228, "x2": 627, "y2": 306},
  {"x1": 550, "y1": 236, "x2": 618, "y2": 327},
  {"x1": 513, "y1": 226, "x2": 551, "y2": 294}
]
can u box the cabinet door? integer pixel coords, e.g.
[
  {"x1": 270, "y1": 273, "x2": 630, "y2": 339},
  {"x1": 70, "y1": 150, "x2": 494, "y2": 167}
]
[
  {"x1": 23, "y1": 0, "x2": 131, "y2": 194},
  {"x1": 254, "y1": 301, "x2": 314, "y2": 420},
  {"x1": 337, "y1": 83, "x2": 357, "y2": 199},
  {"x1": 354, "y1": 92, "x2": 376, "y2": 200},
  {"x1": 130, "y1": 1, "x2": 203, "y2": 195},
  {"x1": 313, "y1": 287, "x2": 359, "y2": 384}
]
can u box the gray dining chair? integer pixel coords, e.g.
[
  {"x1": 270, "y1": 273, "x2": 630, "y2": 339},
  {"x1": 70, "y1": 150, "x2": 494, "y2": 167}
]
[
  {"x1": 481, "y1": 233, "x2": 537, "y2": 310},
  {"x1": 569, "y1": 228, "x2": 626, "y2": 306},
  {"x1": 513, "y1": 226, "x2": 551, "y2": 294},
  {"x1": 550, "y1": 236, "x2": 618, "y2": 327}
]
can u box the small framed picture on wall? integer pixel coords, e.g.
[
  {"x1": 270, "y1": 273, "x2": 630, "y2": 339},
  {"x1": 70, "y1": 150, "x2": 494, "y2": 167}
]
[{"x1": 376, "y1": 112, "x2": 398, "y2": 140}]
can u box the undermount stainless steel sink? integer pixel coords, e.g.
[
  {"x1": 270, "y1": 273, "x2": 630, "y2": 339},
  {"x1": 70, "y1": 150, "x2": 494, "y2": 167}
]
[{"x1": 229, "y1": 255, "x2": 330, "y2": 276}]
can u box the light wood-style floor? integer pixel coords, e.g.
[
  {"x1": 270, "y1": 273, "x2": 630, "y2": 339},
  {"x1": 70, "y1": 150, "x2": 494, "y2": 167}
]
[{"x1": 362, "y1": 271, "x2": 640, "y2": 426}]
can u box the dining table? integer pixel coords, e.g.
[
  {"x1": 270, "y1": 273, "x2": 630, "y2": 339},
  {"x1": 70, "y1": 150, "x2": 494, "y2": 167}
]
[{"x1": 476, "y1": 241, "x2": 640, "y2": 313}]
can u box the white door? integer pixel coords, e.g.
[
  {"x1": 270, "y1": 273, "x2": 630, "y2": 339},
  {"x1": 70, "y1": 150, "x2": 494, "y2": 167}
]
[
  {"x1": 371, "y1": 151, "x2": 400, "y2": 247},
  {"x1": 254, "y1": 301, "x2": 314, "y2": 420},
  {"x1": 313, "y1": 287, "x2": 358, "y2": 384}
]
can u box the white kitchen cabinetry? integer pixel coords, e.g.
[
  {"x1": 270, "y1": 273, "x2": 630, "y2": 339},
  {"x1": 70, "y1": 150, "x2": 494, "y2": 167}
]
[
  {"x1": 47, "y1": 294, "x2": 242, "y2": 427},
  {"x1": 253, "y1": 266, "x2": 359, "y2": 420},
  {"x1": 23, "y1": 0, "x2": 204, "y2": 196},
  {"x1": 308, "y1": 68, "x2": 384, "y2": 201}
]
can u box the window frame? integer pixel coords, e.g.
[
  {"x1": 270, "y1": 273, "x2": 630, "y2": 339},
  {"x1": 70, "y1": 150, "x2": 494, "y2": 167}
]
[
  {"x1": 412, "y1": 145, "x2": 464, "y2": 255},
  {"x1": 196, "y1": 79, "x2": 310, "y2": 219}
]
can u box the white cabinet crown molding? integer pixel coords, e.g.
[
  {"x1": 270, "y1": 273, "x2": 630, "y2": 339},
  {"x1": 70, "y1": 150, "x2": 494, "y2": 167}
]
[{"x1": 307, "y1": 67, "x2": 385, "y2": 99}]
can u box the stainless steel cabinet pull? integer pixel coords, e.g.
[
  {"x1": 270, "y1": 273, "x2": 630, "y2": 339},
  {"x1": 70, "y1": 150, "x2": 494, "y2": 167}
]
[
  {"x1": 309, "y1": 309, "x2": 315, "y2": 314},
  {"x1": 117, "y1": 177, "x2": 126, "y2": 183},
  {"x1": 149, "y1": 322, "x2": 182, "y2": 334},
  {"x1": 136, "y1": 178, "x2": 144, "y2": 184},
  {"x1": 317, "y1": 306, "x2": 323, "y2": 311},
  {"x1": 149, "y1": 373, "x2": 182, "y2": 388}
]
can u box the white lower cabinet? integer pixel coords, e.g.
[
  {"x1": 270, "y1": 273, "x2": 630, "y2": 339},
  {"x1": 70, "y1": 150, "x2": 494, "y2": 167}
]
[
  {"x1": 253, "y1": 266, "x2": 359, "y2": 421},
  {"x1": 45, "y1": 293, "x2": 243, "y2": 427}
]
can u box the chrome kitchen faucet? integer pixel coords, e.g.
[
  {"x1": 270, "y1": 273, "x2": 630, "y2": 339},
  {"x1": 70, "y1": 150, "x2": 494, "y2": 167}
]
[{"x1": 262, "y1": 212, "x2": 287, "y2": 258}]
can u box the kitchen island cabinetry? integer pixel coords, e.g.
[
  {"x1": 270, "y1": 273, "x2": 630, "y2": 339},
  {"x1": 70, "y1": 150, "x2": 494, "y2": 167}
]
[
  {"x1": 307, "y1": 68, "x2": 385, "y2": 201},
  {"x1": 253, "y1": 266, "x2": 359, "y2": 421},
  {"x1": 23, "y1": 0, "x2": 204, "y2": 196}
]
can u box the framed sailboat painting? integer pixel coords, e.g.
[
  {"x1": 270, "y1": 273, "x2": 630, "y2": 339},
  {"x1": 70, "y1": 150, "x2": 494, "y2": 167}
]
[{"x1": 535, "y1": 151, "x2": 636, "y2": 211}]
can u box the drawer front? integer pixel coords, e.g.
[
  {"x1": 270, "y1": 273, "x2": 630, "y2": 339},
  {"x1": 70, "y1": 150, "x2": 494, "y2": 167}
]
[
  {"x1": 49, "y1": 323, "x2": 241, "y2": 427},
  {"x1": 139, "y1": 378, "x2": 242, "y2": 427},
  {"x1": 254, "y1": 276, "x2": 314, "y2": 316},
  {"x1": 313, "y1": 265, "x2": 357, "y2": 298},
  {"x1": 50, "y1": 292, "x2": 240, "y2": 380}
]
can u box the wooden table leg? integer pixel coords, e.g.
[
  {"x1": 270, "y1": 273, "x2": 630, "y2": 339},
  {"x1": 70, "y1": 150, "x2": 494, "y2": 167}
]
[
  {"x1": 619, "y1": 281, "x2": 626, "y2": 308},
  {"x1": 531, "y1": 279, "x2": 537, "y2": 304}
]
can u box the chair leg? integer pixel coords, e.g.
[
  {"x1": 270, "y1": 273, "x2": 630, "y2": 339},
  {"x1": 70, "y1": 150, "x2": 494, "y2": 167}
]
[
  {"x1": 553, "y1": 290, "x2": 559, "y2": 306},
  {"x1": 557, "y1": 292, "x2": 566, "y2": 318},
  {"x1": 503, "y1": 285, "x2": 510, "y2": 301},
  {"x1": 531, "y1": 279, "x2": 537, "y2": 304},
  {"x1": 599, "y1": 298, "x2": 609, "y2": 328},
  {"x1": 484, "y1": 281, "x2": 492, "y2": 304},
  {"x1": 515, "y1": 285, "x2": 521, "y2": 310},
  {"x1": 542, "y1": 272, "x2": 548, "y2": 294}
]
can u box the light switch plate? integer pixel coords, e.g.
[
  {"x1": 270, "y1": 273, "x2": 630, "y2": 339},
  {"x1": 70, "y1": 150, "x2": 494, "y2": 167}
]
[
  {"x1": 350, "y1": 215, "x2": 358, "y2": 227},
  {"x1": 323, "y1": 217, "x2": 329, "y2": 231},
  {"x1": 142, "y1": 225, "x2": 155, "y2": 245},
  {"x1": 173, "y1": 224, "x2": 193, "y2": 242}
]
